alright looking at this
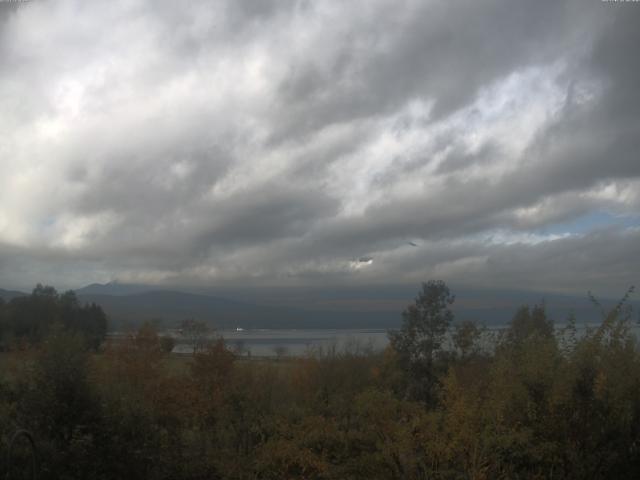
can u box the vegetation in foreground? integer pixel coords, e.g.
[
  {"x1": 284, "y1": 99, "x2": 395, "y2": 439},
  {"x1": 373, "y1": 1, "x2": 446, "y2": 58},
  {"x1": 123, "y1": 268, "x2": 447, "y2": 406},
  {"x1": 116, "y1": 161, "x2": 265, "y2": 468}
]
[{"x1": 0, "y1": 281, "x2": 639, "y2": 479}]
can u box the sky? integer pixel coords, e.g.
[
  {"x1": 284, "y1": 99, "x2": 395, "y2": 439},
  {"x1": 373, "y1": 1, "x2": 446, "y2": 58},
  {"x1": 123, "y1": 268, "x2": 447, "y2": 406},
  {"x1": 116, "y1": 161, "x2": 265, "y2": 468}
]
[{"x1": 0, "y1": 0, "x2": 639, "y2": 296}]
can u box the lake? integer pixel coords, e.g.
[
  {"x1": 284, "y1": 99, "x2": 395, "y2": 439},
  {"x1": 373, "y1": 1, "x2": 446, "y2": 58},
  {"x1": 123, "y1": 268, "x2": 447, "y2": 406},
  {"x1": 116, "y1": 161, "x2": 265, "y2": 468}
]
[
  {"x1": 170, "y1": 321, "x2": 640, "y2": 357},
  {"x1": 172, "y1": 328, "x2": 390, "y2": 357}
]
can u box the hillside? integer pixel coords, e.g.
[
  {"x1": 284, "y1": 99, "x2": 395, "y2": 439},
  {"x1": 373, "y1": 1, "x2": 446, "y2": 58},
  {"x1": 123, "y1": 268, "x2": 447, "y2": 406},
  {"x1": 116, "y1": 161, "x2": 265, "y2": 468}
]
[
  {"x1": 77, "y1": 290, "x2": 399, "y2": 330},
  {"x1": 3, "y1": 284, "x2": 636, "y2": 331},
  {"x1": 0, "y1": 288, "x2": 27, "y2": 302}
]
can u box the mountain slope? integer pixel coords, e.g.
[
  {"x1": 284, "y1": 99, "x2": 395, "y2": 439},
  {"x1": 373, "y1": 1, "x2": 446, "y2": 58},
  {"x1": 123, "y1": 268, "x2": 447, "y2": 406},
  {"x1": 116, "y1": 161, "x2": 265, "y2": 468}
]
[
  {"x1": 0, "y1": 288, "x2": 27, "y2": 301},
  {"x1": 71, "y1": 283, "x2": 640, "y2": 330},
  {"x1": 77, "y1": 290, "x2": 398, "y2": 330},
  {"x1": 75, "y1": 282, "x2": 158, "y2": 296}
]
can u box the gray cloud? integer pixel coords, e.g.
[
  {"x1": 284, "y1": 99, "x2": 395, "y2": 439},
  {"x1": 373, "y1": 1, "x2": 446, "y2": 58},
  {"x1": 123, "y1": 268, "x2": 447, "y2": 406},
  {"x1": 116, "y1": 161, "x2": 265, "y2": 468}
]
[{"x1": 0, "y1": 0, "x2": 638, "y2": 295}]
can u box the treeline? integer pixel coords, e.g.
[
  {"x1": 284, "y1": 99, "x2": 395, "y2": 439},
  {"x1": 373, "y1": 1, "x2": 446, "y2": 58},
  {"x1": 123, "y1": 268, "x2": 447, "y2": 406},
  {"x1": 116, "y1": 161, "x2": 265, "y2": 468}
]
[
  {"x1": 0, "y1": 284, "x2": 108, "y2": 349},
  {"x1": 0, "y1": 281, "x2": 639, "y2": 479}
]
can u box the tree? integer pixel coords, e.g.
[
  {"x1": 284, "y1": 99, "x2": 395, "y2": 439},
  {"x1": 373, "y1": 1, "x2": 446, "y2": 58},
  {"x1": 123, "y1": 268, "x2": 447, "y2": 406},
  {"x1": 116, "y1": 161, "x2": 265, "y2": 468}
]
[
  {"x1": 273, "y1": 345, "x2": 288, "y2": 360},
  {"x1": 19, "y1": 327, "x2": 102, "y2": 477},
  {"x1": 505, "y1": 303, "x2": 553, "y2": 346},
  {"x1": 452, "y1": 320, "x2": 484, "y2": 360},
  {"x1": 179, "y1": 318, "x2": 210, "y2": 354},
  {"x1": 388, "y1": 280, "x2": 455, "y2": 403},
  {"x1": 21, "y1": 327, "x2": 96, "y2": 441},
  {"x1": 160, "y1": 335, "x2": 176, "y2": 354},
  {"x1": 190, "y1": 338, "x2": 235, "y2": 394},
  {"x1": 1, "y1": 285, "x2": 108, "y2": 348}
]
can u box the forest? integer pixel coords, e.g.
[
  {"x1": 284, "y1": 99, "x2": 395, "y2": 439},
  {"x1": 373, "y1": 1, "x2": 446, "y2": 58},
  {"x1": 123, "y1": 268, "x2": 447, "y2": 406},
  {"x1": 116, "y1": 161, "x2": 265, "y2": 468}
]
[{"x1": 0, "y1": 281, "x2": 639, "y2": 479}]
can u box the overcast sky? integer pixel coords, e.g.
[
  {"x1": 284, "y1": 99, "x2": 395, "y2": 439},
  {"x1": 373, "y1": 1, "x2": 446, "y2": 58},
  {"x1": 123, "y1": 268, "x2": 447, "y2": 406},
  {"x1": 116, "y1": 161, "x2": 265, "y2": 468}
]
[{"x1": 1, "y1": 0, "x2": 639, "y2": 295}]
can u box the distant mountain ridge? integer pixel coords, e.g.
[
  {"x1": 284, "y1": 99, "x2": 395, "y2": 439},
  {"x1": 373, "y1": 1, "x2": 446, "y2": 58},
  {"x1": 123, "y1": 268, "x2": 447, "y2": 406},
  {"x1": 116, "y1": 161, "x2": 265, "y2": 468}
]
[
  {"x1": 76, "y1": 289, "x2": 398, "y2": 330},
  {"x1": 0, "y1": 288, "x2": 27, "y2": 301},
  {"x1": 75, "y1": 282, "x2": 160, "y2": 296},
  {"x1": 2, "y1": 283, "x2": 638, "y2": 331},
  {"x1": 72, "y1": 284, "x2": 640, "y2": 331}
]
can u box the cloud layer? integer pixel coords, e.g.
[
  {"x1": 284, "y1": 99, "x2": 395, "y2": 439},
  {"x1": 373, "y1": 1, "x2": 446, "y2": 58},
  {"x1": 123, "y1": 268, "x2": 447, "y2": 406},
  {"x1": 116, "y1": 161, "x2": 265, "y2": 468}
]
[{"x1": 1, "y1": 0, "x2": 639, "y2": 294}]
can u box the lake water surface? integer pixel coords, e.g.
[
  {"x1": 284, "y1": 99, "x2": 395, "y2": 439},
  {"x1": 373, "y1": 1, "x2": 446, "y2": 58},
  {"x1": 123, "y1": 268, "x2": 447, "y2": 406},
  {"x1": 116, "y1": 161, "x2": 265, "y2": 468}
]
[
  {"x1": 173, "y1": 328, "x2": 389, "y2": 357},
  {"x1": 170, "y1": 322, "x2": 640, "y2": 357}
]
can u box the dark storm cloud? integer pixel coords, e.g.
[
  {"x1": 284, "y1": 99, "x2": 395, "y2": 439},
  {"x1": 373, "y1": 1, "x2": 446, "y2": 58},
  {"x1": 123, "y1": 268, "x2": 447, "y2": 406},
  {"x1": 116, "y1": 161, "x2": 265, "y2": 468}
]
[
  {"x1": 271, "y1": 0, "x2": 591, "y2": 142},
  {"x1": 385, "y1": 228, "x2": 640, "y2": 297},
  {"x1": 287, "y1": 3, "x2": 640, "y2": 260},
  {"x1": 193, "y1": 183, "x2": 340, "y2": 248},
  {"x1": 0, "y1": 0, "x2": 638, "y2": 293},
  {"x1": 72, "y1": 145, "x2": 233, "y2": 219}
]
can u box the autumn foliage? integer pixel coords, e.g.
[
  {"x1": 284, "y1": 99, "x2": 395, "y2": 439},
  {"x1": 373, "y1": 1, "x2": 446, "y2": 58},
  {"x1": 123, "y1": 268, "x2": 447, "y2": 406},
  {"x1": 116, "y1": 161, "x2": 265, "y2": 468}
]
[{"x1": 0, "y1": 282, "x2": 639, "y2": 479}]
